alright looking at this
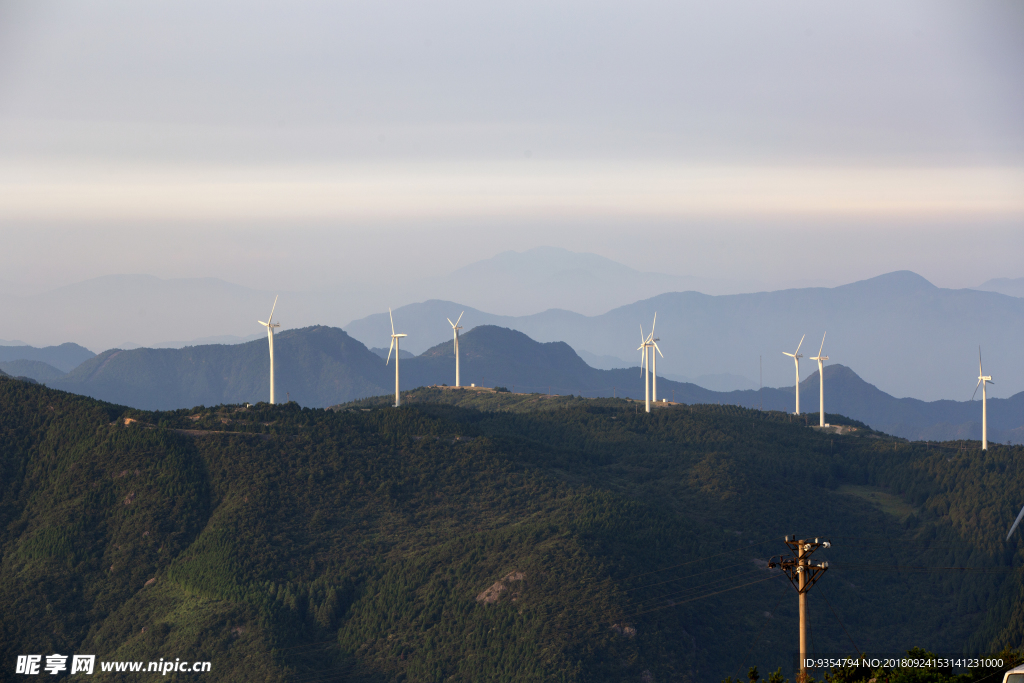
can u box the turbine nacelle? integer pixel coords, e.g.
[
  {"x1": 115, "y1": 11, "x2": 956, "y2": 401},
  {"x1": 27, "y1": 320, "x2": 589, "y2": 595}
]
[
  {"x1": 258, "y1": 295, "x2": 281, "y2": 329},
  {"x1": 783, "y1": 334, "x2": 806, "y2": 360},
  {"x1": 386, "y1": 307, "x2": 408, "y2": 365},
  {"x1": 810, "y1": 332, "x2": 827, "y2": 362},
  {"x1": 972, "y1": 348, "x2": 994, "y2": 401}
]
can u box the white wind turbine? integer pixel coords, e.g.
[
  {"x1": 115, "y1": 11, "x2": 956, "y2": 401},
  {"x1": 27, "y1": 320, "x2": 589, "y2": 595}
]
[
  {"x1": 783, "y1": 334, "x2": 805, "y2": 415},
  {"x1": 448, "y1": 311, "x2": 464, "y2": 388},
  {"x1": 972, "y1": 347, "x2": 994, "y2": 451},
  {"x1": 386, "y1": 308, "x2": 408, "y2": 407},
  {"x1": 257, "y1": 296, "x2": 281, "y2": 404},
  {"x1": 648, "y1": 313, "x2": 664, "y2": 403},
  {"x1": 638, "y1": 324, "x2": 652, "y2": 413},
  {"x1": 810, "y1": 332, "x2": 829, "y2": 427}
]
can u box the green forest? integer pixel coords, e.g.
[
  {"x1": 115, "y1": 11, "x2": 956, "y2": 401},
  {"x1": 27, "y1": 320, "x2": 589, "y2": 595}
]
[{"x1": 2, "y1": 376, "x2": 1023, "y2": 682}]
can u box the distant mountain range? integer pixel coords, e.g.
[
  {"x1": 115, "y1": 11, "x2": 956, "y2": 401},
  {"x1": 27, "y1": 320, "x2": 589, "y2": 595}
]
[
  {"x1": 8, "y1": 248, "x2": 1018, "y2": 380},
  {"x1": 0, "y1": 359, "x2": 66, "y2": 382},
  {"x1": 0, "y1": 342, "x2": 94, "y2": 372},
  {"x1": 975, "y1": 277, "x2": 1024, "y2": 299},
  {"x1": 14, "y1": 323, "x2": 1016, "y2": 445},
  {"x1": 3, "y1": 248, "x2": 828, "y2": 353},
  {"x1": 345, "y1": 271, "x2": 1024, "y2": 401},
  {"x1": 49, "y1": 326, "x2": 387, "y2": 410}
]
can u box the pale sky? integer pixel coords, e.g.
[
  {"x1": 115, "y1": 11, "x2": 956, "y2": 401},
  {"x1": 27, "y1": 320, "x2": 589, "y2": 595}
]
[{"x1": 0, "y1": 0, "x2": 1021, "y2": 294}]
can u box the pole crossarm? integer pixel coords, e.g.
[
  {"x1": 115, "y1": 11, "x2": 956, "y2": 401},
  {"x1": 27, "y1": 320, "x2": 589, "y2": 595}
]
[{"x1": 769, "y1": 538, "x2": 831, "y2": 593}]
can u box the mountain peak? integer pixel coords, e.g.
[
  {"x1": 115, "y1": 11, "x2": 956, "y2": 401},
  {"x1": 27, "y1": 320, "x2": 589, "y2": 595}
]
[{"x1": 841, "y1": 270, "x2": 937, "y2": 292}]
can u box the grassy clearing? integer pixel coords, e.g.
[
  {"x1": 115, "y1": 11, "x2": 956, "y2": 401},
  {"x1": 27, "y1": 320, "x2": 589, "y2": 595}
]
[{"x1": 837, "y1": 484, "x2": 920, "y2": 520}]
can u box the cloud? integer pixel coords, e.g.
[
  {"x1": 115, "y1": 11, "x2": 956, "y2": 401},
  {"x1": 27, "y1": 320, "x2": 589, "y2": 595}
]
[{"x1": 2, "y1": 161, "x2": 1022, "y2": 222}]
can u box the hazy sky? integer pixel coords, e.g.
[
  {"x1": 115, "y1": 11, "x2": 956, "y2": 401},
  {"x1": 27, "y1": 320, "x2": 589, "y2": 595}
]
[{"x1": 1, "y1": 0, "x2": 1021, "y2": 295}]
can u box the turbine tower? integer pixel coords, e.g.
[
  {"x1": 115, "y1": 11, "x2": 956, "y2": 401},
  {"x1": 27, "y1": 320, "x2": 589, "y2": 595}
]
[
  {"x1": 257, "y1": 296, "x2": 280, "y2": 404},
  {"x1": 972, "y1": 347, "x2": 994, "y2": 451},
  {"x1": 810, "y1": 332, "x2": 829, "y2": 427},
  {"x1": 638, "y1": 324, "x2": 652, "y2": 413},
  {"x1": 386, "y1": 308, "x2": 408, "y2": 407},
  {"x1": 783, "y1": 334, "x2": 805, "y2": 415},
  {"x1": 448, "y1": 311, "x2": 464, "y2": 387},
  {"x1": 648, "y1": 313, "x2": 664, "y2": 403}
]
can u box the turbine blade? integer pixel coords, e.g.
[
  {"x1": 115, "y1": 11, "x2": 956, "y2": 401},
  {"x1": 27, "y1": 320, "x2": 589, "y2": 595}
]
[
  {"x1": 639, "y1": 324, "x2": 645, "y2": 345},
  {"x1": 268, "y1": 295, "x2": 278, "y2": 323},
  {"x1": 783, "y1": 352, "x2": 794, "y2": 357},
  {"x1": 654, "y1": 341, "x2": 664, "y2": 358},
  {"x1": 386, "y1": 338, "x2": 395, "y2": 365},
  {"x1": 389, "y1": 307, "x2": 395, "y2": 336},
  {"x1": 447, "y1": 317, "x2": 454, "y2": 327},
  {"x1": 258, "y1": 320, "x2": 267, "y2": 326},
  {"x1": 818, "y1": 332, "x2": 826, "y2": 358},
  {"x1": 651, "y1": 312, "x2": 657, "y2": 336},
  {"x1": 979, "y1": 346, "x2": 983, "y2": 375},
  {"x1": 795, "y1": 334, "x2": 805, "y2": 355},
  {"x1": 1008, "y1": 503, "x2": 1024, "y2": 540},
  {"x1": 971, "y1": 378, "x2": 982, "y2": 401},
  {"x1": 456, "y1": 311, "x2": 464, "y2": 326}
]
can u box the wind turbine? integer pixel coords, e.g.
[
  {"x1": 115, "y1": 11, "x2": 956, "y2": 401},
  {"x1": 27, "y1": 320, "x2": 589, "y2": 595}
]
[
  {"x1": 638, "y1": 324, "x2": 652, "y2": 413},
  {"x1": 810, "y1": 332, "x2": 829, "y2": 427},
  {"x1": 783, "y1": 334, "x2": 805, "y2": 415},
  {"x1": 648, "y1": 313, "x2": 664, "y2": 403},
  {"x1": 386, "y1": 308, "x2": 408, "y2": 407},
  {"x1": 972, "y1": 347, "x2": 994, "y2": 451},
  {"x1": 257, "y1": 296, "x2": 280, "y2": 404},
  {"x1": 448, "y1": 311, "x2": 464, "y2": 387}
]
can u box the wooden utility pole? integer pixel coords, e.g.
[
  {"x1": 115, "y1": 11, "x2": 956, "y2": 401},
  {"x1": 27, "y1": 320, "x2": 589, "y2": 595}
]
[{"x1": 768, "y1": 537, "x2": 830, "y2": 683}]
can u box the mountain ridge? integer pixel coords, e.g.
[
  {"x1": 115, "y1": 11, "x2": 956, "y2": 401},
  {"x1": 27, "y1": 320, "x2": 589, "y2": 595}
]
[
  {"x1": 40, "y1": 323, "x2": 1024, "y2": 444},
  {"x1": 345, "y1": 270, "x2": 1024, "y2": 401}
]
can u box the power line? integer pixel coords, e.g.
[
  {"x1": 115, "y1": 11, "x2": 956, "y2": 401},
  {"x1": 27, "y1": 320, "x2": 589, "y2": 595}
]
[
  {"x1": 819, "y1": 587, "x2": 864, "y2": 660},
  {"x1": 736, "y1": 578, "x2": 789, "y2": 681},
  {"x1": 623, "y1": 559, "x2": 767, "y2": 593},
  {"x1": 631, "y1": 574, "x2": 783, "y2": 618}
]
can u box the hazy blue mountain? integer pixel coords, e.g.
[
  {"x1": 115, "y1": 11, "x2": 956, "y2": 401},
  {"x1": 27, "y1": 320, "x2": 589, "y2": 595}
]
[
  {"x1": 975, "y1": 277, "x2": 1024, "y2": 298},
  {"x1": 3, "y1": 248, "x2": 826, "y2": 353},
  {"x1": 5, "y1": 275, "x2": 292, "y2": 354},
  {"x1": 0, "y1": 359, "x2": 66, "y2": 382},
  {"x1": 346, "y1": 271, "x2": 1024, "y2": 401},
  {"x1": 684, "y1": 372, "x2": 760, "y2": 392},
  {"x1": 417, "y1": 246, "x2": 757, "y2": 316},
  {"x1": 149, "y1": 332, "x2": 265, "y2": 348},
  {"x1": 49, "y1": 326, "x2": 390, "y2": 410},
  {"x1": 574, "y1": 348, "x2": 632, "y2": 370},
  {"x1": 345, "y1": 300, "x2": 583, "y2": 356},
  {"x1": 0, "y1": 342, "x2": 95, "y2": 372},
  {"x1": 369, "y1": 346, "x2": 415, "y2": 360}
]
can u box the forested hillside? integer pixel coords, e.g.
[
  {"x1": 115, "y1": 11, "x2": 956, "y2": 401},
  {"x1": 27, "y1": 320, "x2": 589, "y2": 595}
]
[{"x1": 3, "y1": 376, "x2": 1024, "y2": 682}]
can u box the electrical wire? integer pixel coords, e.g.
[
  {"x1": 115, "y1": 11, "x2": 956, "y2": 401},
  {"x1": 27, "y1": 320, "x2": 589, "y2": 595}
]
[
  {"x1": 631, "y1": 573, "x2": 784, "y2": 618},
  {"x1": 735, "y1": 581, "x2": 789, "y2": 681},
  {"x1": 623, "y1": 558, "x2": 766, "y2": 593},
  {"x1": 819, "y1": 588, "x2": 864, "y2": 660}
]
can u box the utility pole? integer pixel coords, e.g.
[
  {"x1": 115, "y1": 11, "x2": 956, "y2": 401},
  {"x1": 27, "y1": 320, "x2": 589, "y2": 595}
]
[{"x1": 768, "y1": 537, "x2": 831, "y2": 683}]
